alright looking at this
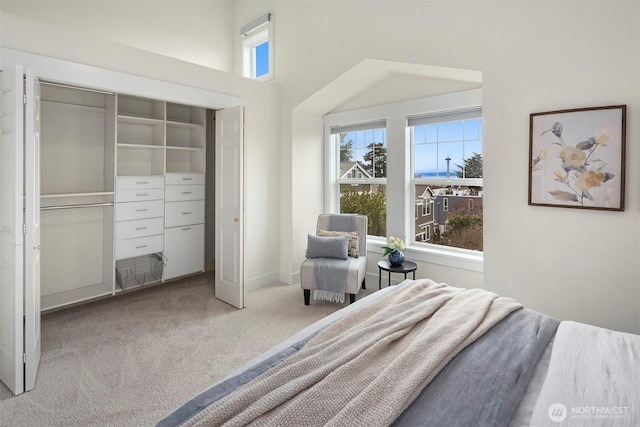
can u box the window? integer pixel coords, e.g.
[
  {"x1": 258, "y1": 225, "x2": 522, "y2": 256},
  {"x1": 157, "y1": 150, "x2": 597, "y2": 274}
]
[
  {"x1": 333, "y1": 121, "x2": 387, "y2": 237},
  {"x1": 241, "y1": 13, "x2": 273, "y2": 81},
  {"x1": 422, "y1": 201, "x2": 431, "y2": 216},
  {"x1": 324, "y1": 89, "x2": 483, "y2": 270},
  {"x1": 411, "y1": 109, "x2": 483, "y2": 251}
]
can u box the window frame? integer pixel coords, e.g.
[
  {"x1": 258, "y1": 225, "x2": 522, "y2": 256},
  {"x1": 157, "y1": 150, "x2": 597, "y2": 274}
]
[
  {"x1": 333, "y1": 122, "x2": 388, "y2": 238},
  {"x1": 324, "y1": 90, "x2": 483, "y2": 273},
  {"x1": 241, "y1": 14, "x2": 274, "y2": 81}
]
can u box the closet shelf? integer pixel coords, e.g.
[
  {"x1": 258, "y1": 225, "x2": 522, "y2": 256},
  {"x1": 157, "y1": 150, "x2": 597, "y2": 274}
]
[
  {"x1": 117, "y1": 143, "x2": 164, "y2": 150},
  {"x1": 118, "y1": 115, "x2": 165, "y2": 126},
  {"x1": 165, "y1": 146, "x2": 205, "y2": 151},
  {"x1": 41, "y1": 202, "x2": 113, "y2": 211},
  {"x1": 42, "y1": 100, "x2": 106, "y2": 113},
  {"x1": 166, "y1": 120, "x2": 204, "y2": 129},
  {"x1": 41, "y1": 191, "x2": 115, "y2": 198}
]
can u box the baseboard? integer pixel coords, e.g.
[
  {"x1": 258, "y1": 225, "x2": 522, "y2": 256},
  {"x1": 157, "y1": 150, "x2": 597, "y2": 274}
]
[
  {"x1": 245, "y1": 271, "x2": 282, "y2": 291},
  {"x1": 291, "y1": 271, "x2": 300, "y2": 285},
  {"x1": 248, "y1": 270, "x2": 402, "y2": 291}
]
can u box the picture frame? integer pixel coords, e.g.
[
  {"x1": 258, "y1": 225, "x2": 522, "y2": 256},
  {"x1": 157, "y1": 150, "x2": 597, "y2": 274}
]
[{"x1": 529, "y1": 105, "x2": 626, "y2": 211}]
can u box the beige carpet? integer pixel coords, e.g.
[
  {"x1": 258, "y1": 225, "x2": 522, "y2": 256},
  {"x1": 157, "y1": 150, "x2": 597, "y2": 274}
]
[{"x1": 0, "y1": 273, "x2": 375, "y2": 426}]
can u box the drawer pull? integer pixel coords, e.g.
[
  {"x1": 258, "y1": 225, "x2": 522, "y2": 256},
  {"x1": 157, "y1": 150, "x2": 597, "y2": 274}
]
[
  {"x1": 135, "y1": 245, "x2": 148, "y2": 249},
  {"x1": 182, "y1": 177, "x2": 192, "y2": 181},
  {"x1": 135, "y1": 227, "x2": 148, "y2": 231},
  {"x1": 136, "y1": 181, "x2": 149, "y2": 185},
  {"x1": 181, "y1": 191, "x2": 192, "y2": 195},
  {"x1": 182, "y1": 211, "x2": 192, "y2": 215},
  {"x1": 181, "y1": 227, "x2": 192, "y2": 231},
  {"x1": 136, "y1": 193, "x2": 149, "y2": 197},
  {"x1": 136, "y1": 208, "x2": 148, "y2": 212}
]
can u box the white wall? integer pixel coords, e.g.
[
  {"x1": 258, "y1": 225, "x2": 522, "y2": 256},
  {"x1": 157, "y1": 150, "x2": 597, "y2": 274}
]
[
  {"x1": 233, "y1": 1, "x2": 640, "y2": 334},
  {"x1": 3, "y1": 1, "x2": 639, "y2": 333},
  {"x1": 0, "y1": 1, "x2": 234, "y2": 73}
]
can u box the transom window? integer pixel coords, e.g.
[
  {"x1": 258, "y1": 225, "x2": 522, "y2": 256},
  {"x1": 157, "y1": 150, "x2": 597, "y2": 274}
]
[{"x1": 241, "y1": 13, "x2": 273, "y2": 81}]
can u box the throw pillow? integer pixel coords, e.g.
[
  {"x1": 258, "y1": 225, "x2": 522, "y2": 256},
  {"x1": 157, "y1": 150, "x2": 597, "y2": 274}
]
[
  {"x1": 305, "y1": 235, "x2": 349, "y2": 260},
  {"x1": 317, "y1": 229, "x2": 360, "y2": 258}
]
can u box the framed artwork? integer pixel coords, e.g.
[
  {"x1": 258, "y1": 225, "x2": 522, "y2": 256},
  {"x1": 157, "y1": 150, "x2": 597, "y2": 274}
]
[{"x1": 529, "y1": 105, "x2": 626, "y2": 211}]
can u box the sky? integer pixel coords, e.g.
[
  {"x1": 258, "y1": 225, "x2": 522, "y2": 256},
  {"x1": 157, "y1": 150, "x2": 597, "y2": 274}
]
[{"x1": 340, "y1": 119, "x2": 483, "y2": 176}]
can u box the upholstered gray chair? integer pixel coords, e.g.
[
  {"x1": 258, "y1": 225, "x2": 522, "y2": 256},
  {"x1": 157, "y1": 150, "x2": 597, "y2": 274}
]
[{"x1": 300, "y1": 214, "x2": 367, "y2": 305}]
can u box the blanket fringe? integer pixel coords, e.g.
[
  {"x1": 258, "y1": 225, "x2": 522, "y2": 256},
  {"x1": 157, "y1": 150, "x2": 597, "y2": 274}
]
[{"x1": 313, "y1": 289, "x2": 345, "y2": 304}]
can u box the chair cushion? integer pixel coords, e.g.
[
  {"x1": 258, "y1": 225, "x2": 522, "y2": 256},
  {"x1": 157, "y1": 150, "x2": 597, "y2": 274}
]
[
  {"x1": 305, "y1": 235, "x2": 349, "y2": 260},
  {"x1": 300, "y1": 256, "x2": 366, "y2": 295},
  {"x1": 317, "y1": 229, "x2": 359, "y2": 258}
]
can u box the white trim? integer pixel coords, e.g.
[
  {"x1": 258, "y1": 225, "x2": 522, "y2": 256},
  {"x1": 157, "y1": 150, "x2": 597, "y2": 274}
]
[
  {"x1": 241, "y1": 18, "x2": 274, "y2": 81},
  {"x1": 246, "y1": 271, "x2": 281, "y2": 291},
  {"x1": 0, "y1": 48, "x2": 241, "y2": 109},
  {"x1": 368, "y1": 238, "x2": 483, "y2": 273}
]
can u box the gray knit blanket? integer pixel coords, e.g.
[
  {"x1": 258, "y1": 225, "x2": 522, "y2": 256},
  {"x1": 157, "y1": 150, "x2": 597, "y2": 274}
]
[
  {"x1": 312, "y1": 258, "x2": 351, "y2": 303},
  {"x1": 182, "y1": 279, "x2": 522, "y2": 427}
]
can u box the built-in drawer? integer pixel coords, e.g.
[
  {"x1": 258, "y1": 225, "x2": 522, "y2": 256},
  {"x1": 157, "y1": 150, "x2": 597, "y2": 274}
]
[
  {"x1": 115, "y1": 217, "x2": 164, "y2": 241},
  {"x1": 115, "y1": 234, "x2": 164, "y2": 260},
  {"x1": 116, "y1": 188, "x2": 165, "y2": 203},
  {"x1": 165, "y1": 173, "x2": 205, "y2": 186},
  {"x1": 163, "y1": 224, "x2": 204, "y2": 280},
  {"x1": 165, "y1": 200, "x2": 205, "y2": 227},
  {"x1": 116, "y1": 175, "x2": 164, "y2": 191},
  {"x1": 165, "y1": 185, "x2": 204, "y2": 202},
  {"x1": 115, "y1": 200, "x2": 164, "y2": 222}
]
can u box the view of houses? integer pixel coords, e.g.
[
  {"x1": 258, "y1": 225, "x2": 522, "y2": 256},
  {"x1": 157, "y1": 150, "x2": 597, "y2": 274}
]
[{"x1": 340, "y1": 161, "x2": 484, "y2": 251}]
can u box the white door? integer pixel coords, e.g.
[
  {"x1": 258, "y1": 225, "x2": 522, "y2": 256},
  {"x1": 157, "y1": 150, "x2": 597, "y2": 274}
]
[
  {"x1": 24, "y1": 68, "x2": 41, "y2": 391},
  {"x1": 214, "y1": 107, "x2": 244, "y2": 308},
  {"x1": 0, "y1": 65, "x2": 26, "y2": 395}
]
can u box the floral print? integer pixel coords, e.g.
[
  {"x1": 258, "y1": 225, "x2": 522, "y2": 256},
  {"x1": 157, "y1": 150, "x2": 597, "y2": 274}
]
[{"x1": 534, "y1": 121, "x2": 615, "y2": 206}]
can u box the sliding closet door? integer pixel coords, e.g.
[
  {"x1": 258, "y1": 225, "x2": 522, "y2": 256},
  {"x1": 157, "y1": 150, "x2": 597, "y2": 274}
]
[
  {"x1": 215, "y1": 106, "x2": 244, "y2": 309},
  {"x1": 0, "y1": 65, "x2": 25, "y2": 395},
  {"x1": 24, "y1": 69, "x2": 41, "y2": 391}
]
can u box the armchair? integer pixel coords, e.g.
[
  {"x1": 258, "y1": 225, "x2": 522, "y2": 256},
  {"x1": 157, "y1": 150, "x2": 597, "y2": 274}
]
[{"x1": 300, "y1": 214, "x2": 367, "y2": 305}]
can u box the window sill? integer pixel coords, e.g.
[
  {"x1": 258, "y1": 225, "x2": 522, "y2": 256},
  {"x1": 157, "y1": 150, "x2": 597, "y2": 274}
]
[{"x1": 367, "y1": 238, "x2": 483, "y2": 273}]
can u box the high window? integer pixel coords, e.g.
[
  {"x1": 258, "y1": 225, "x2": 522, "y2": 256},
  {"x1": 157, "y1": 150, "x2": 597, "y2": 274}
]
[
  {"x1": 332, "y1": 121, "x2": 387, "y2": 237},
  {"x1": 241, "y1": 13, "x2": 273, "y2": 81}
]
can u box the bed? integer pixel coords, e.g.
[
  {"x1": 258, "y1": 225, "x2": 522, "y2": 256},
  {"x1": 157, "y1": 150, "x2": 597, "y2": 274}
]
[{"x1": 158, "y1": 279, "x2": 640, "y2": 426}]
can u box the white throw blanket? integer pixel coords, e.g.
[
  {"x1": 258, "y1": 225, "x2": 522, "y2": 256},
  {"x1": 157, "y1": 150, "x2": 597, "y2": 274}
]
[
  {"x1": 530, "y1": 321, "x2": 640, "y2": 426},
  {"x1": 183, "y1": 279, "x2": 521, "y2": 427}
]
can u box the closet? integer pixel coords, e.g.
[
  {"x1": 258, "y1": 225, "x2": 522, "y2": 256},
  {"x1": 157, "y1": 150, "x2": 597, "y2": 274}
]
[
  {"x1": 0, "y1": 54, "x2": 244, "y2": 396},
  {"x1": 38, "y1": 88, "x2": 207, "y2": 310},
  {"x1": 40, "y1": 84, "x2": 115, "y2": 309}
]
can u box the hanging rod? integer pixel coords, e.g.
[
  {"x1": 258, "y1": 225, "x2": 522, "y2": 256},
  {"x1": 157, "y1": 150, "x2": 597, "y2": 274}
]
[
  {"x1": 41, "y1": 202, "x2": 114, "y2": 211},
  {"x1": 39, "y1": 80, "x2": 115, "y2": 96}
]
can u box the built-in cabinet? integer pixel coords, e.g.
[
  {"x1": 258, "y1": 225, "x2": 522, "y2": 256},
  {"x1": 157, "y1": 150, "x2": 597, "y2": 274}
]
[{"x1": 40, "y1": 90, "x2": 206, "y2": 310}]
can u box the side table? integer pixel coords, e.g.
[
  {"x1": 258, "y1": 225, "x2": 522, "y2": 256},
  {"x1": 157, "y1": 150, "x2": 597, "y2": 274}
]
[{"x1": 378, "y1": 259, "x2": 418, "y2": 289}]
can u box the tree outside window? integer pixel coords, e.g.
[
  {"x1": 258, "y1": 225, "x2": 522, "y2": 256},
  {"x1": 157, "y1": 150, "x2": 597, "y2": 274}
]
[{"x1": 336, "y1": 126, "x2": 387, "y2": 237}]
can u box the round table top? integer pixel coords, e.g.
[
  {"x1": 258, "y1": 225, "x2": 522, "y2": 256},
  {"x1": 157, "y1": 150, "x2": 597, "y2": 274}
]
[{"x1": 377, "y1": 259, "x2": 417, "y2": 273}]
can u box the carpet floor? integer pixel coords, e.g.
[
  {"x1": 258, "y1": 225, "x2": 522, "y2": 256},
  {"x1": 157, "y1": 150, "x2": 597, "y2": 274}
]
[{"x1": 0, "y1": 273, "x2": 375, "y2": 426}]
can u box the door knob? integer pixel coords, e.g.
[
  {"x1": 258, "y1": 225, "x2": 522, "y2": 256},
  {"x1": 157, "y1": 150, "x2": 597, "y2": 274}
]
[{"x1": 234, "y1": 218, "x2": 239, "y2": 223}]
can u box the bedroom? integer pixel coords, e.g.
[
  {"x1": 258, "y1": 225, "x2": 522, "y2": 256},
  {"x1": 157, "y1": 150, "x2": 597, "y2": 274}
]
[{"x1": 0, "y1": 0, "x2": 638, "y2": 424}]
